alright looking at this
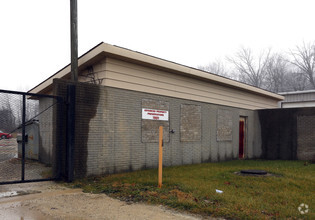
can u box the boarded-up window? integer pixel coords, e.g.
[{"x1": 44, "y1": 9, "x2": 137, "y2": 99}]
[
  {"x1": 180, "y1": 104, "x2": 201, "y2": 142},
  {"x1": 217, "y1": 109, "x2": 232, "y2": 141},
  {"x1": 141, "y1": 99, "x2": 169, "y2": 143},
  {"x1": 297, "y1": 116, "x2": 315, "y2": 161}
]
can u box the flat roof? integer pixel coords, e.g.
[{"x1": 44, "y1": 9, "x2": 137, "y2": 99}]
[
  {"x1": 279, "y1": 90, "x2": 315, "y2": 95},
  {"x1": 28, "y1": 42, "x2": 283, "y2": 101}
]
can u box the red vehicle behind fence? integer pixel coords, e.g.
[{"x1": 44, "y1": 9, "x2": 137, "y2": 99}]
[{"x1": 0, "y1": 130, "x2": 12, "y2": 139}]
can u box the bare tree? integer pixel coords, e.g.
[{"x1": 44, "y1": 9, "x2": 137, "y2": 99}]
[
  {"x1": 227, "y1": 47, "x2": 271, "y2": 88},
  {"x1": 289, "y1": 42, "x2": 315, "y2": 89},
  {"x1": 197, "y1": 60, "x2": 231, "y2": 78},
  {"x1": 199, "y1": 42, "x2": 315, "y2": 93},
  {"x1": 265, "y1": 53, "x2": 288, "y2": 93},
  {"x1": 0, "y1": 93, "x2": 16, "y2": 132},
  {"x1": 285, "y1": 68, "x2": 308, "y2": 91}
]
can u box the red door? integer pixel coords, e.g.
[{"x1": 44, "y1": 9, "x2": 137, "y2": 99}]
[{"x1": 239, "y1": 118, "x2": 245, "y2": 159}]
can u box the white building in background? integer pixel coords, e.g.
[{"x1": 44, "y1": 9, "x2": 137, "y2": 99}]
[{"x1": 279, "y1": 90, "x2": 315, "y2": 108}]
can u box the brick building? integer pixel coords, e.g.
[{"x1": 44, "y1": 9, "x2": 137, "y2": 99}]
[{"x1": 29, "y1": 42, "x2": 285, "y2": 178}]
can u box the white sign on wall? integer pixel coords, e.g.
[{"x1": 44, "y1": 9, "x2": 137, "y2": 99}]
[{"x1": 142, "y1": 108, "x2": 169, "y2": 121}]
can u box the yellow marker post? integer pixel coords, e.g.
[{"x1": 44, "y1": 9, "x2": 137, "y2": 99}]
[{"x1": 158, "y1": 126, "x2": 163, "y2": 188}]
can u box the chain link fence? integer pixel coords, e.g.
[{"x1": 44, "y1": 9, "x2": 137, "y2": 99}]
[{"x1": 0, "y1": 89, "x2": 62, "y2": 184}]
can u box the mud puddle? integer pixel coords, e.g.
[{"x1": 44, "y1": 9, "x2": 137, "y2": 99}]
[
  {"x1": 1, "y1": 202, "x2": 51, "y2": 220},
  {"x1": 0, "y1": 188, "x2": 82, "y2": 220},
  {"x1": 0, "y1": 191, "x2": 18, "y2": 198},
  {"x1": 0, "y1": 190, "x2": 41, "y2": 199}
]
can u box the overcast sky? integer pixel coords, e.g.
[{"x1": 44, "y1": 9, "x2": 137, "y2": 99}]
[{"x1": 0, "y1": 0, "x2": 314, "y2": 91}]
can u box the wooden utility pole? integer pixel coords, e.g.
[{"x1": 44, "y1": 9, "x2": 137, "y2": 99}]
[
  {"x1": 67, "y1": 0, "x2": 77, "y2": 182},
  {"x1": 70, "y1": 0, "x2": 78, "y2": 81}
]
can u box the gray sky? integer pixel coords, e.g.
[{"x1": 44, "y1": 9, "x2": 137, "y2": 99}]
[{"x1": 1, "y1": 0, "x2": 314, "y2": 91}]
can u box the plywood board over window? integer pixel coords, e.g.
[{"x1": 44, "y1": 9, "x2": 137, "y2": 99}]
[
  {"x1": 141, "y1": 99, "x2": 169, "y2": 143},
  {"x1": 217, "y1": 109, "x2": 233, "y2": 141},
  {"x1": 297, "y1": 115, "x2": 315, "y2": 161},
  {"x1": 180, "y1": 104, "x2": 201, "y2": 142}
]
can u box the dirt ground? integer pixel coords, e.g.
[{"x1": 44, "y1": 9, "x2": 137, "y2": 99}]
[
  {"x1": 0, "y1": 181, "x2": 215, "y2": 220},
  {"x1": 0, "y1": 138, "x2": 52, "y2": 182},
  {"x1": 0, "y1": 138, "x2": 18, "y2": 163}
]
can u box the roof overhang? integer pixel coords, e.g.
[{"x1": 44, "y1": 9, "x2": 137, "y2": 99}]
[
  {"x1": 28, "y1": 42, "x2": 284, "y2": 101},
  {"x1": 279, "y1": 90, "x2": 315, "y2": 96}
]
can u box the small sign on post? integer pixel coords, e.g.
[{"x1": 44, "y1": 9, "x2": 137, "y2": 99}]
[
  {"x1": 142, "y1": 108, "x2": 169, "y2": 121},
  {"x1": 158, "y1": 126, "x2": 163, "y2": 188}
]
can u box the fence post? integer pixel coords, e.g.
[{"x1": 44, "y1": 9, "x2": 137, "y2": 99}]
[
  {"x1": 21, "y1": 94, "x2": 26, "y2": 181},
  {"x1": 66, "y1": 84, "x2": 76, "y2": 182},
  {"x1": 158, "y1": 126, "x2": 163, "y2": 188},
  {"x1": 55, "y1": 96, "x2": 64, "y2": 180}
]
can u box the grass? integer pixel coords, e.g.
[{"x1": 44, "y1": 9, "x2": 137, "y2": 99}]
[
  {"x1": 40, "y1": 169, "x2": 53, "y2": 179},
  {"x1": 69, "y1": 160, "x2": 314, "y2": 219}
]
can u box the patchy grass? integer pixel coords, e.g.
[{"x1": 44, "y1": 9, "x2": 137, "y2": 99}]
[
  {"x1": 69, "y1": 160, "x2": 314, "y2": 219},
  {"x1": 40, "y1": 169, "x2": 53, "y2": 179}
]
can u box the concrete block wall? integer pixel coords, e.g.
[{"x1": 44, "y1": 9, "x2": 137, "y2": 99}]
[
  {"x1": 38, "y1": 97, "x2": 54, "y2": 164},
  {"x1": 297, "y1": 116, "x2": 315, "y2": 161},
  {"x1": 52, "y1": 79, "x2": 101, "y2": 178},
  {"x1": 259, "y1": 107, "x2": 315, "y2": 161},
  {"x1": 86, "y1": 85, "x2": 260, "y2": 176},
  {"x1": 52, "y1": 80, "x2": 261, "y2": 178},
  {"x1": 46, "y1": 79, "x2": 315, "y2": 180}
]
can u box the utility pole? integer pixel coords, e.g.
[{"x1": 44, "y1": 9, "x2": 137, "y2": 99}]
[
  {"x1": 67, "y1": 0, "x2": 78, "y2": 182},
  {"x1": 70, "y1": 0, "x2": 78, "y2": 81}
]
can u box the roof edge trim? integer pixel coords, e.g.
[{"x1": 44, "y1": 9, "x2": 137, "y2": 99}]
[{"x1": 29, "y1": 42, "x2": 284, "y2": 101}]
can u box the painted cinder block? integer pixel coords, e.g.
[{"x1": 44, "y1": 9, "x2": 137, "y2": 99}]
[
  {"x1": 297, "y1": 116, "x2": 315, "y2": 161},
  {"x1": 53, "y1": 79, "x2": 260, "y2": 178}
]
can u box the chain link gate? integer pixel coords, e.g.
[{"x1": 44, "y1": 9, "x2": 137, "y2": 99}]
[{"x1": 0, "y1": 89, "x2": 63, "y2": 184}]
